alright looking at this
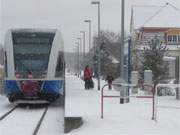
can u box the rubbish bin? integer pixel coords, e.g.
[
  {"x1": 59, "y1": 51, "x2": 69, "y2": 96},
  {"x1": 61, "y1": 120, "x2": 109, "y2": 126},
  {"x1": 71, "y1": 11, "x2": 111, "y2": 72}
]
[
  {"x1": 144, "y1": 70, "x2": 152, "y2": 94},
  {"x1": 131, "y1": 71, "x2": 138, "y2": 93}
]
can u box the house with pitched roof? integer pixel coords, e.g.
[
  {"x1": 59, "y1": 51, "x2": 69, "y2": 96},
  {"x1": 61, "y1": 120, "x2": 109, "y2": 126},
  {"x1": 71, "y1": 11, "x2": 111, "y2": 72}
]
[{"x1": 130, "y1": 3, "x2": 180, "y2": 79}]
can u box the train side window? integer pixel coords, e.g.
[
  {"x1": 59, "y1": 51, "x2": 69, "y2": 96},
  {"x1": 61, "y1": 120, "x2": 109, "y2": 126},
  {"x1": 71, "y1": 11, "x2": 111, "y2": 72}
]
[{"x1": 55, "y1": 52, "x2": 64, "y2": 77}]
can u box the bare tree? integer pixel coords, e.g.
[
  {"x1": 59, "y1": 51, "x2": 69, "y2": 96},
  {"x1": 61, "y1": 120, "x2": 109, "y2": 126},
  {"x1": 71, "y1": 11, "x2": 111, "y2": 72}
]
[{"x1": 86, "y1": 30, "x2": 122, "y2": 78}]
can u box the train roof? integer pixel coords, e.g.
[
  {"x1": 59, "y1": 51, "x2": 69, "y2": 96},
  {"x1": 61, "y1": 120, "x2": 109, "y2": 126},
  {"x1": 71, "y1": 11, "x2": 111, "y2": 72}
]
[
  {"x1": 5, "y1": 28, "x2": 64, "y2": 51},
  {"x1": 10, "y1": 28, "x2": 58, "y2": 34}
]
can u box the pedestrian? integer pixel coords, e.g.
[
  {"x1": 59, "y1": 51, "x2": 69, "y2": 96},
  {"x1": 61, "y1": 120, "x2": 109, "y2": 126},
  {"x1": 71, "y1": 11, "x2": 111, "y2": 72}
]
[
  {"x1": 83, "y1": 65, "x2": 93, "y2": 89},
  {"x1": 105, "y1": 74, "x2": 114, "y2": 90}
]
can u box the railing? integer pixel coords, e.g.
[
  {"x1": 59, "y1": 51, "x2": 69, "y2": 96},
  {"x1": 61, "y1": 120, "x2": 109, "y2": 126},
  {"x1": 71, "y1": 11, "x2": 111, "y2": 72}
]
[
  {"x1": 101, "y1": 83, "x2": 155, "y2": 120},
  {"x1": 154, "y1": 84, "x2": 180, "y2": 121}
]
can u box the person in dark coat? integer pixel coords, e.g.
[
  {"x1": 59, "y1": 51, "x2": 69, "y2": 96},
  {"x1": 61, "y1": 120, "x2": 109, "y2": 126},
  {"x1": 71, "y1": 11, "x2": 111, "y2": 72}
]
[
  {"x1": 84, "y1": 65, "x2": 93, "y2": 89},
  {"x1": 106, "y1": 74, "x2": 114, "y2": 90}
]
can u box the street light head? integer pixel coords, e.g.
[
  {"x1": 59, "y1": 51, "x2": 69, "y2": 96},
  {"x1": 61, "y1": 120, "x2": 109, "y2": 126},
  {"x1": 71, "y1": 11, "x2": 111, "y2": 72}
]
[
  {"x1": 75, "y1": 42, "x2": 79, "y2": 46},
  {"x1": 80, "y1": 31, "x2": 85, "y2": 33},
  {"x1": 84, "y1": 20, "x2": 91, "y2": 23},
  {"x1": 91, "y1": 1, "x2": 100, "y2": 4}
]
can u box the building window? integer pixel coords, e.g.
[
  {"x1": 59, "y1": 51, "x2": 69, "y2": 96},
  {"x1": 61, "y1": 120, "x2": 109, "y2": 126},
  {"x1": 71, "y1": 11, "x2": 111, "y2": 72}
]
[
  {"x1": 172, "y1": 35, "x2": 177, "y2": 42},
  {"x1": 178, "y1": 35, "x2": 180, "y2": 43},
  {"x1": 167, "y1": 35, "x2": 178, "y2": 44},
  {"x1": 167, "y1": 35, "x2": 172, "y2": 43}
]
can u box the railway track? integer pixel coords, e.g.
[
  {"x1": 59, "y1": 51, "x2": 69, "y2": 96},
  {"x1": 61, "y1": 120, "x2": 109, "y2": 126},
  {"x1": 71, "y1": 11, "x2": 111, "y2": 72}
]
[
  {"x1": 0, "y1": 105, "x2": 19, "y2": 121},
  {"x1": 32, "y1": 105, "x2": 49, "y2": 135},
  {"x1": 0, "y1": 104, "x2": 50, "y2": 135}
]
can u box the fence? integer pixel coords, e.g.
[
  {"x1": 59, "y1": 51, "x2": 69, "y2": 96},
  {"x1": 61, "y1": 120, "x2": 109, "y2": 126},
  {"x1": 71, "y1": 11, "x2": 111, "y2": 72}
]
[{"x1": 101, "y1": 83, "x2": 155, "y2": 120}]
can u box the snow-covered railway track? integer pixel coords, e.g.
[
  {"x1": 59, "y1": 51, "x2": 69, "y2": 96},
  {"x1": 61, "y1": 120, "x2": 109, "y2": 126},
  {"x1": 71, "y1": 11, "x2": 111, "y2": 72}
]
[
  {"x1": 0, "y1": 105, "x2": 19, "y2": 121},
  {"x1": 0, "y1": 105, "x2": 50, "y2": 135},
  {"x1": 32, "y1": 106, "x2": 49, "y2": 135},
  {"x1": 0, "y1": 98, "x2": 64, "y2": 135}
]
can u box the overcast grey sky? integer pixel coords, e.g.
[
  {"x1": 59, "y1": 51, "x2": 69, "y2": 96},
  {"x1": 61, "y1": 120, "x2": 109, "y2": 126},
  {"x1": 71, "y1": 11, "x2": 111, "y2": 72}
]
[{"x1": 0, "y1": 0, "x2": 180, "y2": 52}]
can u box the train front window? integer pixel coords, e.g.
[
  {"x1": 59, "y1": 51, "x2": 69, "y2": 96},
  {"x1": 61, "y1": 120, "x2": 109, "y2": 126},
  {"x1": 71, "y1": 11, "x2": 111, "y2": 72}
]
[{"x1": 12, "y1": 32, "x2": 55, "y2": 78}]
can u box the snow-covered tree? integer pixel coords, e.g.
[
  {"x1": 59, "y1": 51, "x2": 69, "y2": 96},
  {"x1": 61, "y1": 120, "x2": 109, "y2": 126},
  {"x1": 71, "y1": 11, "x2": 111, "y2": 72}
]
[{"x1": 140, "y1": 36, "x2": 168, "y2": 85}]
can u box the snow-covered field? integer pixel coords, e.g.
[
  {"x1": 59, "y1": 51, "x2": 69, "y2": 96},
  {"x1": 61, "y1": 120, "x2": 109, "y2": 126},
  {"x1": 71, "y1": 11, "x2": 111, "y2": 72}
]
[{"x1": 65, "y1": 74, "x2": 180, "y2": 135}]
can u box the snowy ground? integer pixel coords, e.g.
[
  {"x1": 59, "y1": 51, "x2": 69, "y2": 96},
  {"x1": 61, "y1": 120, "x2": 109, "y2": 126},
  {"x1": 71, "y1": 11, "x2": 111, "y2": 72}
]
[
  {"x1": 0, "y1": 95, "x2": 63, "y2": 135},
  {"x1": 1, "y1": 74, "x2": 180, "y2": 135},
  {"x1": 38, "y1": 106, "x2": 64, "y2": 135},
  {"x1": 65, "y1": 74, "x2": 180, "y2": 135}
]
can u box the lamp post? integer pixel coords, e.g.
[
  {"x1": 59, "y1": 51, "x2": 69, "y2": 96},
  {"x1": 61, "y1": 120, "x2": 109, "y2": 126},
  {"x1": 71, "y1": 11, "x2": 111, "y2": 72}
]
[
  {"x1": 77, "y1": 37, "x2": 82, "y2": 71},
  {"x1": 75, "y1": 42, "x2": 80, "y2": 77},
  {"x1": 120, "y1": 0, "x2": 125, "y2": 104},
  {"x1": 91, "y1": 1, "x2": 101, "y2": 90},
  {"x1": 85, "y1": 19, "x2": 95, "y2": 75},
  {"x1": 77, "y1": 37, "x2": 82, "y2": 54},
  {"x1": 120, "y1": 0, "x2": 125, "y2": 79},
  {"x1": 80, "y1": 31, "x2": 86, "y2": 69},
  {"x1": 84, "y1": 19, "x2": 91, "y2": 51},
  {"x1": 73, "y1": 48, "x2": 77, "y2": 75},
  {"x1": 80, "y1": 31, "x2": 86, "y2": 58}
]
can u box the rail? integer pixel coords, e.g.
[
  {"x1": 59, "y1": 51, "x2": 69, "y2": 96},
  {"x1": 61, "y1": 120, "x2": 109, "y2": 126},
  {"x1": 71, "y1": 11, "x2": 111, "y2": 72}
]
[
  {"x1": 0, "y1": 105, "x2": 19, "y2": 121},
  {"x1": 32, "y1": 105, "x2": 49, "y2": 135}
]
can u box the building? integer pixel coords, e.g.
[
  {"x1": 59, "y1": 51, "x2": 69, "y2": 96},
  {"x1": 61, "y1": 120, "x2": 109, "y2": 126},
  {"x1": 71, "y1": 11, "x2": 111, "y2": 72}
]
[{"x1": 130, "y1": 3, "x2": 180, "y2": 79}]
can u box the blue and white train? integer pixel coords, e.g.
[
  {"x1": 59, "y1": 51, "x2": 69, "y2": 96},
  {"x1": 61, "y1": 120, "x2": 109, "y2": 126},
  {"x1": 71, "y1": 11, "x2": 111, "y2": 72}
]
[{"x1": 4, "y1": 29, "x2": 65, "y2": 103}]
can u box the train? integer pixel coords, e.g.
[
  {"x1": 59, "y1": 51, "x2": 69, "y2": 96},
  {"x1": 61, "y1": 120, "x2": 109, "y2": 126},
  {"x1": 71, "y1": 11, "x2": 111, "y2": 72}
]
[{"x1": 4, "y1": 29, "x2": 65, "y2": 103}]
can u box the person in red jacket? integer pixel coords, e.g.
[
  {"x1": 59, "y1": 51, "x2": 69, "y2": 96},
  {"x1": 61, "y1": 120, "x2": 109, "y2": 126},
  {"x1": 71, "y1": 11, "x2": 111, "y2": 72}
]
[{"x1": 84, "y1": 65, "x2": 92, "y2": 89}]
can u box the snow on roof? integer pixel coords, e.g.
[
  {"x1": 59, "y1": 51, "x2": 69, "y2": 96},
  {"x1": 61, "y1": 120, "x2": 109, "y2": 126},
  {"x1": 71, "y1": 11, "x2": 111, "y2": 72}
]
[
  {"x1": 108, "y1": 55, "x2": 119, "y2": 64},
  {"x1": 163, "y1": 56, "x2": 176, "y2": 60},
  {"x1": 144, "y1": 70, "x2": 152, "y2": 72},
  {"x1": 136, "y1": 44, "x2": 180, "y2": 51},
  {"x1": 133, "y1": 3, "x2": 180, "y2": 29}
]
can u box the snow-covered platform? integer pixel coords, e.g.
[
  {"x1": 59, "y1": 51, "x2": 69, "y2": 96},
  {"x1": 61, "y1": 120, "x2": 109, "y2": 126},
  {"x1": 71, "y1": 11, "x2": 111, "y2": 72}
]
[
  {"x1": 64, "y1": 74, "x2": 102, "y2": 133},
  {"x1": 65, "y1": 74, "x2": 180, "y2": 135},
  {"x1": 65, "y1": 74, "x2": 101, "y2": 117}
]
